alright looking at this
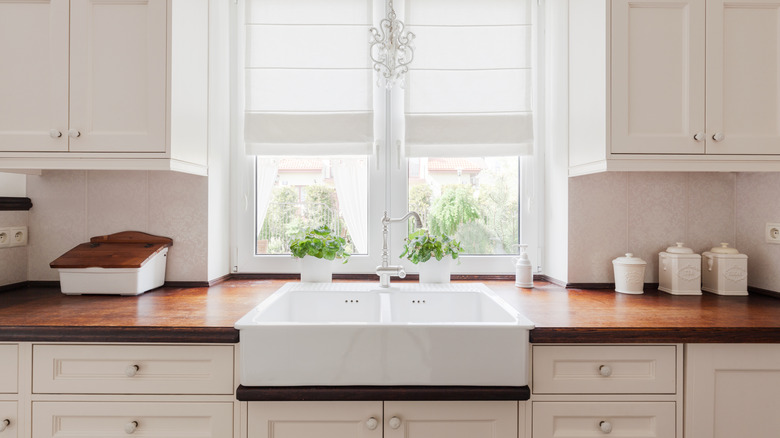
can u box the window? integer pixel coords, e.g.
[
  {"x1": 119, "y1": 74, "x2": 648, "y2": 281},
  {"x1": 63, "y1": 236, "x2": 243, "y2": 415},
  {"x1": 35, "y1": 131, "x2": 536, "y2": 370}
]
[{"x1": 232, "y1": 0, "x2": 542, "y2": 274}]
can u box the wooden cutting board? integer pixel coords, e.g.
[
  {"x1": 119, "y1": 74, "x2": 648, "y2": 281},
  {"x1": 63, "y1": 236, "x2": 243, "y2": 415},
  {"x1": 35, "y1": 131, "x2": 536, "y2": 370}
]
[{"x1": 50, "y1": 231, "x2": 173, "y2": 269}]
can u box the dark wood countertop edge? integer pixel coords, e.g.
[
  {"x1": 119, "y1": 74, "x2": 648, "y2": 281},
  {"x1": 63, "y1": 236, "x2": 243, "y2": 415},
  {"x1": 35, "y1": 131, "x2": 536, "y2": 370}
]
[
  {"x1": 0, "y1": 326, "x2": 238, "y2": 343},
  {"x1": 530, "y1": 327, "x2": 780, "y2": 344},
  {"x1": 236, "y1": 385, "x2": 530, "y2": 401}
]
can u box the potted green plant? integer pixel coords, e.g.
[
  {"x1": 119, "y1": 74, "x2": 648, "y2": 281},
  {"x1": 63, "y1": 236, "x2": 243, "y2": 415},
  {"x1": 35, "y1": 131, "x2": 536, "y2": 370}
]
[
  {"x1": 400, "y1": 229, "x2": 463, "y2": 283},
  {"x1": 289, "y1": 225, "x2": 349, "y2": 282}
]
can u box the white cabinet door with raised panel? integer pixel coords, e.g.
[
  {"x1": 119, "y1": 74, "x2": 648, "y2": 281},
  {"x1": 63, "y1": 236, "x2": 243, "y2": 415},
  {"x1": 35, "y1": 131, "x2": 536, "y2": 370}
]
[
  {"x1": 384, "y1": 401, "x2": 520, "y2": 438},
  {"x1": 0, "y1": 402, "x2": 17, "y2": 438},
  {"x1": 686, "y1": 344, "x2": 780, "y2": 438},
  {"x1": 33, "y1": 402, "x2": 232, "y2": 438},
  {"x1": 0, "y1": 0, "x2": 69, "y2": 152},
  {"x1": 0, "y1": 345, "x2": 18, "y2": 395},
  {"x1": 248, "y1": 401, "x2": 383, "y2": 438},
  {"x1": 611, "y1": 0, "x2": 706, "y2": 154},
  {"x1": 533, "y1": 402, "x2": 676, "y2": 438},
  {"x1": 69, "y1": 0, "x2": 167, "y2": 153},
  {"x1": 706, "y1": 0, "x2": 780, "y2": 155}
]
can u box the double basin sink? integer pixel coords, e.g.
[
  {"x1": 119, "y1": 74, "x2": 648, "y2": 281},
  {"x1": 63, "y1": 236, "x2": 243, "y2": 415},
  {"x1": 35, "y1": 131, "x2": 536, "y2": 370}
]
[{"x1": 235, "y1": 282, "x2": 534, "y2": 387}]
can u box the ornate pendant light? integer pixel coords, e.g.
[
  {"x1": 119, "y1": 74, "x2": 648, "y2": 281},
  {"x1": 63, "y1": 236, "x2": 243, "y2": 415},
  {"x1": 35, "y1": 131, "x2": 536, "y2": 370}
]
[{"x1": 369, "y1": 0, "x2": 415, "y2": 89}]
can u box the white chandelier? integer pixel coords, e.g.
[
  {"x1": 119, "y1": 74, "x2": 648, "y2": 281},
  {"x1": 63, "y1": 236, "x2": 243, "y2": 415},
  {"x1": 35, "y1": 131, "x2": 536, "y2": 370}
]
[{"x1": 369, "y1": 0, "x2": 415, "y2": 89}]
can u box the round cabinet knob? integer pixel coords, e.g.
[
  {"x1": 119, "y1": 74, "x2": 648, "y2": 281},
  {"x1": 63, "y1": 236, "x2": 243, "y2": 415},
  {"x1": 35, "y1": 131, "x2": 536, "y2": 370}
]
[
  {"x1": 125, "y1": 421, "x2": 138, "y2": 434},
  {"x1": 599, "y1": 365, "x2": 612, "y2": 377},
  {"x1": 712, "y1": 132, "x2": 725, "y2": 142},
  {"x1": 599, "y1": 420, "x2": 613, "y2": 433},
  {"x1": 366, "y1": 417, "x2": 379, "y2": 430},
  {"x1": 49, "y1": 129, "x2": 62, "y2": 138},
  {"x1": 693, "y1": 132, "x2": 704, "y2": 141},
  {"x1": 388, "y1": 416, "x2": 402, "y2": 429},
  {"x1": 125, "y1": 364, "x2": 140, "y2": 377},
  {"x1": 68, "y1": 129, "x2": 81, "y2": 139},
  {"x1": 398, "y1": 268, "x2": 406, "y2": 279},
  {"x1": 0, "y1": 419, "x2": 10, "y2": 432}
]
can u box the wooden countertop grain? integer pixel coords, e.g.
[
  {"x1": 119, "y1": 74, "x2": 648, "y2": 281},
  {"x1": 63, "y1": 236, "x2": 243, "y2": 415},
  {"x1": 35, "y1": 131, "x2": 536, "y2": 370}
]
[{"x1": 0, "y1": 279, "x2": 778, "y2": 343}]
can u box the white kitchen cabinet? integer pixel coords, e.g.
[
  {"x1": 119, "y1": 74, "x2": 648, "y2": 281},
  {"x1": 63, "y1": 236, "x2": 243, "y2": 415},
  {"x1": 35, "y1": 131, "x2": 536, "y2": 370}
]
[
  {"x1": 532, "y1": 345, "x2": 682, "y2": 438},
  {"x1": 0, "y1": 0, "x2": 210, "y2": 175},
  {"x1": 0, "y1": 345, "x2": 17, "y2": 394},
  {"x1": 32, "y1": 401, "x2": 233, "y2": 438},
  {"x1": 247, "y1": 401, "x2": 522, "y2": 438},
  {"x1": 567, "y1": 0, "x2": 780, "y2": 175},
  {"x1": 685, "y1": 344, "x2": 780, "y2": 438}
]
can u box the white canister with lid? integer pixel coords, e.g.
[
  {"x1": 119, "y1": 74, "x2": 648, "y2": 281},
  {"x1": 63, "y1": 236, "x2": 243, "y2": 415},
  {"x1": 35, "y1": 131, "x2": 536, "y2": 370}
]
[
  {"x1": 701, "y1": 243, "x2": 748, "y2": 296},
  {"x1": 513, "y1": 244, "x2": 534, "y2": 288},
  {"x1": 612, "y1": 253, "x2": 647, "y2": 294},
  {"x1": 658, "y1": 242, "x2": 702, "y2": 295}
]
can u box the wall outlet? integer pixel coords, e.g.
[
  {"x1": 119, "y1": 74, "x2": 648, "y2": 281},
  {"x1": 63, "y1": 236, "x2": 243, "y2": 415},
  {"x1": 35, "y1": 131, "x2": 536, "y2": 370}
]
[
  {"x1": 766, "y1": 223, "x2": 780, "y2": 244},
  {"x1": 0, "y1": 228, "x2": 9, "y2": 248},
  {"x1": 9, "y1": 226, "x2": 27, "y2": 247}
]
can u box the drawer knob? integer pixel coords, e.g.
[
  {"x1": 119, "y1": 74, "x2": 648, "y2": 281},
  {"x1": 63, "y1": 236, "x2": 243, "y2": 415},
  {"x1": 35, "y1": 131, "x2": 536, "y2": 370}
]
[
  {"x1": 712, "y1": 132, "x2": 725, "y2": 142},
  {"x1": 125, "y1": 421, "x2": 138, "y2": 434},
  {"x1": 599, "y1": 365, "x2": 612, "y2": 377},
  {"x1": 49, "y1": 129, "x2": 62, "y2": 138},
  {"x1": 693, "y1": 132, "x2": 704, "y2": 141},
  {"x1": 599, "y1": 420, "x2": 613, "y2": 433},
  {"x1": 389, "y1": 416, "x2": 402, "y2": 429},
  {"x1": 125, "y1": 364, "x2": 140, "y2": 377},
  {"x1": 0, "y1": 419, "x2": 9, "y2": 432},
  {"x1": 68, "y1": 129, "x2": 81, "y2": 139},
  {"x1": 366, "y1": 417, "x2": 379, "y2": 430}
]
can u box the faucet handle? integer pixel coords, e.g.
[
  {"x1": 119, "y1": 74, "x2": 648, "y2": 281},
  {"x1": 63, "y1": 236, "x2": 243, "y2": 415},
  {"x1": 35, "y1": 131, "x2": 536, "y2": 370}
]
[{"x1": 398, "y1": 267, "x2": 406, "y2": 279}]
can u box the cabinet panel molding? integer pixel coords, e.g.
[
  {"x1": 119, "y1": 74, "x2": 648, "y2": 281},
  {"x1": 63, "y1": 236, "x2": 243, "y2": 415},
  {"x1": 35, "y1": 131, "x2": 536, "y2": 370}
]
[{"x1": 0, "y1": 344, "x2": 18, "y2": 394}]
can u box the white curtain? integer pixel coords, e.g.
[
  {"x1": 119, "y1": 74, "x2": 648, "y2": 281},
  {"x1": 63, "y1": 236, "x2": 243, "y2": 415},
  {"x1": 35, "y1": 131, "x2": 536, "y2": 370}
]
[
  {"x1": 403, "y1": 0, "x2": 534, "y2": 157},
  {"x1": 243, "y1": 0, "x2": 375, "y2": 156},
  {"x1": 256, "y1": 158, "x2": 278, "y2": 238},
  {"x1": 332, "y1": 159, "x2": 368, "y2": 253}
]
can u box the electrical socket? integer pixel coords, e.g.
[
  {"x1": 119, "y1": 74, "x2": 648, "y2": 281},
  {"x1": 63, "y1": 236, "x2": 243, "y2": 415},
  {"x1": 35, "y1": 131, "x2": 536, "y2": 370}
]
[
  {"x1": 0, "y1": 228, "x2": 9, "y2": 248},
  {"x1": 766, "y1": 223, "x2": 780, "y2": 244},
  {"x1": 9, "y1": 226, "x2": 27, "y2": 247}
]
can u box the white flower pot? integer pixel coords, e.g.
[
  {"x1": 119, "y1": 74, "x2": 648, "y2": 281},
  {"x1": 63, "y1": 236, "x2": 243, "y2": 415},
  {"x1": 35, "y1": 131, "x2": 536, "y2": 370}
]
[
  {"x1": 299, "y1": 256, "x2": 334, "y2": 283},
  {"x1": 417, "y1": 258, "x2": 452, "y2": 283}
]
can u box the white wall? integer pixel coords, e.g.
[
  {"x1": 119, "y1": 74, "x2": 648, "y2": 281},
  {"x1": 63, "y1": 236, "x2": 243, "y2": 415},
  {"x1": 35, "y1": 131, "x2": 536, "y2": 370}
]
[
  {"x1": 0, "y1": 172, "x2": 26, "y2": 197},
  {"x1": 26, "y1": 170, "x2": 209, "y2": 282},
  {"x1": 736, "y1": 173, "x2": 780, "y2": 292}
]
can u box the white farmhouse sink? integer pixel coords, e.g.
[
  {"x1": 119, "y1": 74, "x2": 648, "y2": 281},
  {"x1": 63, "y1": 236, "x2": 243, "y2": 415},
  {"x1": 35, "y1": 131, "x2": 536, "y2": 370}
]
[{"x1": 235, "y1": 282, "x2": 534, "y2": 387}]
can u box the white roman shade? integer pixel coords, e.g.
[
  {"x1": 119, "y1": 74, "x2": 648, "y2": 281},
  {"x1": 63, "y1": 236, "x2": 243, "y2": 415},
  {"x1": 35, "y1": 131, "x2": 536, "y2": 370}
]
[
  {"x1": 403, "y1": 0, "x2": 534, "y2": 157},
  {"x1": 243, "y1": 0, "x2": 374, "y2": 155}
]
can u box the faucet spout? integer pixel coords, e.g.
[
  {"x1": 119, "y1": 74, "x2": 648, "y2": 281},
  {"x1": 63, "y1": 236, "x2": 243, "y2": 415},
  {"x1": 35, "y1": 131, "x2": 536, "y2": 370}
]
[{"x1": 377, "y1": 210, "x2": 422, "y2": 288}]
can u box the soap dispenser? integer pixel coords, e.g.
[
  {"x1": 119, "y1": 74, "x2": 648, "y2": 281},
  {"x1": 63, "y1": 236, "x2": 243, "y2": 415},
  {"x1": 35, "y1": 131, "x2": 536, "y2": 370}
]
[{"x1": 513, "y1": 244, "x2": 534, "y2": 288}]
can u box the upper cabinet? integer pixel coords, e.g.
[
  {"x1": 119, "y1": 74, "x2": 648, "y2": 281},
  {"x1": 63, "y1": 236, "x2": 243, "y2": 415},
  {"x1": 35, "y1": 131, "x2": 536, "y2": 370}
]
[
  {"x1": 567, "y1": 0, "x2": 780, "y2": 175},
  {"x1": 0, "y1": 0, "x2": 209, "y2": 175}
]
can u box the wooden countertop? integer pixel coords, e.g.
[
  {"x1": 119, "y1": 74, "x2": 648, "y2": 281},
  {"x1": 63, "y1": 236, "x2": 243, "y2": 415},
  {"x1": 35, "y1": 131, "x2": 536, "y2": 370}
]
[{"x1": 0, "y1": 279, "x2": 779, "y2": 343}]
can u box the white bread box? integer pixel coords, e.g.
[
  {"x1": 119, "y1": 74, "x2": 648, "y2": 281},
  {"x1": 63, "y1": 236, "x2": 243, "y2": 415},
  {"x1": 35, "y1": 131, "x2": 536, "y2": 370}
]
[
  {"x1": 701, "y1": 243, "x2": 748, "y2": 296},
  {"x1": 658, "y1": 242, "x2": 702, "y2": 295},
  {"x1": 50, "y1": 231, "x2": 172, "y2": 296}
]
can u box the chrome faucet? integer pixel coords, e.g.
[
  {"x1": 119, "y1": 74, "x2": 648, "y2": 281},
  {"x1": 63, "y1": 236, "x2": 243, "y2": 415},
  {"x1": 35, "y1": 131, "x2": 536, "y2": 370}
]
[{"x1": 376, "y1": 210, "x2": 423, "y2": 288}]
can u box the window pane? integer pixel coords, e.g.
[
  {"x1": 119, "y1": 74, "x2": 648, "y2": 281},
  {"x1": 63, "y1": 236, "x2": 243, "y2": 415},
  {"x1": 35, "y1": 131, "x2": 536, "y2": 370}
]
[
  {"x1": 408, "y1": 157, "x2": 519, "y2": 255},
  {"x1": 256, "y1": 157, "x2": 368, "y2": 255}
]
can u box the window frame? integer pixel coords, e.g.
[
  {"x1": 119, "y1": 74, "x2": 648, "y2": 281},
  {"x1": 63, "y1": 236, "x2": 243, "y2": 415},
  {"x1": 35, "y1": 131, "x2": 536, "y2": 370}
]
[{"x1": 229, "y1": 0, "x2": 545, "y2": 275}]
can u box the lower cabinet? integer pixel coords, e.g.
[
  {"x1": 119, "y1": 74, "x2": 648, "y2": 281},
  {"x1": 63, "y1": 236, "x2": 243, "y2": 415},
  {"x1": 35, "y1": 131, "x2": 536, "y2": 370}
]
[
  {"x1": 0, "y1": 402, "x2": 16, "y2": 438},
  {"x1": 32, "y1": 402, "x2": 232, "y2": 438},
  {"x1": 248, "y1": 401, "x2": 523, "y2": 438},
  {"x1": 532, "y1": 402, "x2": 675, "y2": 438},
  {"x1": 685, "y1": 344, "x2": 780, "y2": 438}
]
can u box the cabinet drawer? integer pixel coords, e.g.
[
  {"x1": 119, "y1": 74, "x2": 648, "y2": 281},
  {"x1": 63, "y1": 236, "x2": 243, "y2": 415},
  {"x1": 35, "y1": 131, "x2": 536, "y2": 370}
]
[
  {"x1": 32, "y1": 402, "x2": 232, "y2": 438},
  {"x1": 0, "y1": 345, "x2": 17, "y2": 394},
  {"x1": 0, "y1": 402, "x2": 17, "y2": 438},
  {"x1": 532, "y1": 402, "x2": 676, "y2": 438},
  {"x1": 33, "y1": 344, "x2": 233, "y2": 395},
  {"x1": 533, "y1": 345, "x2": 676, "y2": 394}
]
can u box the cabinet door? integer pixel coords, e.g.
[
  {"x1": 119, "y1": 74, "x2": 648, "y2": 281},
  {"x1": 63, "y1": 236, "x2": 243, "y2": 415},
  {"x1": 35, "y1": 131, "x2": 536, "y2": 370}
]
[
  {"x1": 533, "y1": 402, "x2": 676, "y2": 438},
  {"x1": 0, "y1": 0, "x2": 68, "y2": 152},
  {"x1": 0, "y1": 345, "x2": 18, "y2": 394},
  {"x1": 706, "y1": 0, "x2": 780, "y2": 154},
  {"x1": 686, "y1": 344, "x2": 780, "y2": 438},
  {"x1": 384, "y1": 401, "x2": 519, "y2": 438},
  {"x1": 32, "y1": 402, "x2": 232, "y2": 438},
  {"x1": 248, "y1": 401, "x2": 382, "y2": 438},
  {"x1": 611, "y1": 0, "x2": 706, "y2": 154},
  {"x1": 69, "y1": 0, "x2": 167, "y2": 153},
  {"x1": 0, "y1": 402, "x2": 17, "y2": 438}
]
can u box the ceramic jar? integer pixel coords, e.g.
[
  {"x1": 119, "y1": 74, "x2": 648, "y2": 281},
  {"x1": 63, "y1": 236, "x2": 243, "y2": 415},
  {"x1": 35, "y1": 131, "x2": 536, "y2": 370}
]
[
  {"x1": 418, "y1": 258, "x2": 452, "y2": 283},
  {"x1": 299, "y1": 256, "x2": 334, "y2": 283},
  {"x1": 612, "y1": 253, "x2": 647, "y2": 294},
  {"x1": 658, "y1": 242, "x2": 702, "y2": 295},
  {"x1": 701, "y1": 243, "x2": 748, "y2": 296}
]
